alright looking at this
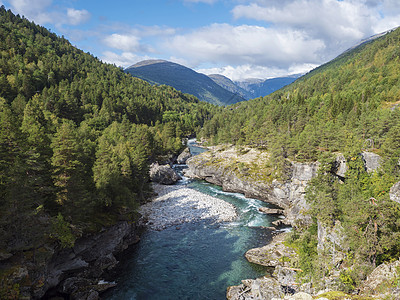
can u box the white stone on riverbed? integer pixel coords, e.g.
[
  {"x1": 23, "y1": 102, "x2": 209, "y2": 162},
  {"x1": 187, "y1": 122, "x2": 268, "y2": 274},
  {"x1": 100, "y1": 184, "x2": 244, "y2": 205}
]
[{"x1": 139, "y1": 183, "x2": 237, "y2": 230}]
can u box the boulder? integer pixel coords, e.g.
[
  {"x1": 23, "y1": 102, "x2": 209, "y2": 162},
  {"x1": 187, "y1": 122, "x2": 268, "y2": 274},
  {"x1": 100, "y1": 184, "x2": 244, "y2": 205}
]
[
  {"x1": 390, "y1": 181, "x2": 400, "y2": 205},
  {"x1": 334, "y1": 154, "x2": 347, "y2": 178},
  {"x1": 273, "y1": 265, "x2": 297, "y2": 291},
  {"x1": 292, "y1": 162, "x2": 319, "y2": 181},
  {"x1": 284, "y1": 292, "x2": 313, "y2": 300},
  {"x1": 176, "y1": 147, "x2": 191, "y2": 164},
  {"x1": 226, "y1": 276, "x2": 284, "y2": 300},
  {"x1": 245, "y1": 233, "x2": 296, "y2": 267},
  {"x1": 361, "y1": 152, "x2": 381, "y2": 173},
  {"x1": 149, "y1": 162, "x2": 181, "y2": 185},
  {"x1": 360, "y1": 259, "x2": 400, "y2": 297},
  {"x1": 259, "y1": 207, "x2": 284, "y2": 215}
]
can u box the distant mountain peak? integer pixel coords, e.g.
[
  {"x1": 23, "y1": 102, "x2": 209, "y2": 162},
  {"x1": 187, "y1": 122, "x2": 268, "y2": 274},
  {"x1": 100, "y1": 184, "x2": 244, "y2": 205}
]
[
  {"x1": 127, "y1": 59, "x2": 168, "y2": 69},
  {"x1": 125, "y1": 59, "x2": 245, "y2": 105}
]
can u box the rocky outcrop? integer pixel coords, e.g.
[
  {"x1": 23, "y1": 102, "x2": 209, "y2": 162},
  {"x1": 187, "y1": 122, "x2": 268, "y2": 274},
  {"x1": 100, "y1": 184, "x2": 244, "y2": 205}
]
[
  {"x1": 185, "y1": 146, "x2": 317, "y2": 227},
  {"x1": 258, "y1": 207, "x2": 284, "y2": 215},
  {"x1": 333, "y1": 154, "x2": 347, "y2": 178},
  {"x1": 359, "y1": 259, "x2": 400, "y2": 298},
  {"x1": 245, "y1": 233, "x2": 297, "y2": 268},
  {"x1": 149, "y1": 162, "x2": 181, "y2": 185},
  {"x1": 10, "y1": 221, "x2": 140, "y2": 299},
  {"x1": 361, "y1": 151, "x2": 381, "y2": 173},
  {"x1": 226, "y1": 276, "x2": 284, "y2": 300},
  {"x1": 390, "y1": 181, "x2": 400, "y2": 204},
  {"x1": 176, "y1": 147, "x2": 192, "y2": 164},
  {"x1": 317, "y1": 220, "x2": 346, "y2": 252}
]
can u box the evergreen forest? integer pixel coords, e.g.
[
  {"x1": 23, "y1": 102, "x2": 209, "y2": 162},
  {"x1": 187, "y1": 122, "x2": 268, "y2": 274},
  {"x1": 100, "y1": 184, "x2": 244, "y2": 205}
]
[
  {"x1": 199, "y1": 26, "x2": 400, "y2": 288},
  {"x1": 2, "y1": 4, "x2": 400, "y2": 297},
  {"x1": 0, "y1": 5, "x2": 216, "y2": 264}
]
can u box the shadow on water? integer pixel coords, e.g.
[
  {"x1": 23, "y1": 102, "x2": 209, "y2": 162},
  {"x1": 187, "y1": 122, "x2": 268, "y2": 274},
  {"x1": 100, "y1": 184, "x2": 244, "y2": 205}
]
[
  {"x1": 103, "y1": 141, "x2": 278, "y2": 299},
  {"x1": 103, "y1": 220, "x2": 271, "y2": 300}
]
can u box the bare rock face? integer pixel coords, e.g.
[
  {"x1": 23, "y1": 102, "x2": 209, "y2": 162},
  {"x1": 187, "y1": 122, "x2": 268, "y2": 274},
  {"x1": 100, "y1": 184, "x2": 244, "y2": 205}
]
[
  {"x1": 32, "y1": 221, "x2": 139, "y2": 299},
  {"x1": 333, "y1": 154, "x2": 347, "y2": 178},
  {"x1": 258, "y1": 207, "x2": 284, "y2": 215},
  {"x1": 185, "y1": 146, "x2": 318, "y2": 228},
  {"x1": 360, "y1": 259, "x2": 400, "y2": 298},
  {"x1": 390, "y1": 181, "x2": 400, "y2": 204},
  {"x1": 245, "y1": 233, "x2": 296, "y2": 267},
  {"x1": 226, "y1": 276, "x2": 284, "y2": 300},
  {"x1": 149, "y1": 162, "x2": 181, "y2": 185},
  {"x1": 176, "y1": 147, "x2": 192, "y2": 164},
  {"x1": 361, "y1": 151, "x2": 381, "y2": 173}
]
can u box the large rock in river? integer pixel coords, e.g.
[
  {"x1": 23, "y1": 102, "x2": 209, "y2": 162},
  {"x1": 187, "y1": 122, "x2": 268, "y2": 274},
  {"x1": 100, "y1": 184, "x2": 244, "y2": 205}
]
[
  {"x1": 176, "y1": 147, "x2": 191, "y2": 164},
  {"x1": 149, "y1": 162, "x2": 181, "y2": 185},
  {"x1": 245, "y1": 233, "x2": 296, "y2": 267}
]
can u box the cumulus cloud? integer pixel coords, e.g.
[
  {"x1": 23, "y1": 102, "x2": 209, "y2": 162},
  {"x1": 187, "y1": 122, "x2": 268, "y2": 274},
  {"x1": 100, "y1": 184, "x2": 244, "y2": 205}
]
[
  {"x1": 197, "y1": 62, "x2": 317, "y2": 81},
  {"x1": 165, "y1": 23, "x2": 325, "y2": 68},
  {"x1": 232, "y1": 0, "x2": 400, "y2": 56},
  {"x1": 66, "y1": 8, "x2": 90, "y2": 25},
  {"x1": 8, "y1": 0, "x2": 54, "y2": 24},
  {"x1": 102, "y1": 26, "x2": 176, "y2": 55},
  {"x1": 8, "y1": 0, "x2": 90, "y2": 26},
  {"x1": 101, "y1": 51, "x2": 153, "y2": 68},
  {"x1": 103, "y1": 34, "x2": 143, "y2": 52}
]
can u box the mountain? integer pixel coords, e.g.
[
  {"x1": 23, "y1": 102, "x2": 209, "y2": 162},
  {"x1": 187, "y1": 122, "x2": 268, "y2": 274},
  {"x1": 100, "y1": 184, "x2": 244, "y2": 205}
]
[
  {"x1": 236, "y1": 75, "x2": 301, "y2": 99},
  {"x1": 209, "y1": 74, "x2": 301, "y2": 100},
  {"x1": 208, "y1": 74, "x2": 252, "y2": 99},
  {"x1": 125, "y1": 60, "x2": 245, "y2": 106}
]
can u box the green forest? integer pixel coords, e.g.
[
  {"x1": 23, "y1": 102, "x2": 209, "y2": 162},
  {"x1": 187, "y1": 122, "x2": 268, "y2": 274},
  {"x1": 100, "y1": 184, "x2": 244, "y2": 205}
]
[
  {"x1": 200, "y1": 27, "x2": 400, "y2": 289},
  {"x1": 3, "y1": 4, "x2": 400, "y2": 297},
  {"x1": 0, "y1": 5, "x2": 216, "y2": 272}
]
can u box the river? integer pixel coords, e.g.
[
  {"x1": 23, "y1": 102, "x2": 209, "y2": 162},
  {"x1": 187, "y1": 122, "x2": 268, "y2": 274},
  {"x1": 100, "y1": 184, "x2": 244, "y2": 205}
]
[{"x1": 103, "y1": 140, "x2": 285, "y2": 299}]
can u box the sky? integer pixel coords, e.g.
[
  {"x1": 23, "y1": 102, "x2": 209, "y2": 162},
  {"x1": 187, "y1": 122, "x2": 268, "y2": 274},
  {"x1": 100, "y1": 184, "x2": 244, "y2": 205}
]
[{"x1": 1, "y1": 0, "x2": 400, "y2": 81}]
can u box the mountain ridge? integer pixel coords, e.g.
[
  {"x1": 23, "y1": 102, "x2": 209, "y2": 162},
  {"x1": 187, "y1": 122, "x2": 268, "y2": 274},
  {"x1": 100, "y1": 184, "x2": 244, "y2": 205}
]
[{"x1": 125, "y1": 60, "x2": 245, "y2": 106}]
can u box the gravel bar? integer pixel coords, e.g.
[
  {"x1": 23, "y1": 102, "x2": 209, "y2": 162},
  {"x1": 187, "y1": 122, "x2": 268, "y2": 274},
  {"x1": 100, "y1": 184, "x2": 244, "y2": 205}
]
[{"x1": 139, "y1": 183, "x2": 237, "y2": 230}]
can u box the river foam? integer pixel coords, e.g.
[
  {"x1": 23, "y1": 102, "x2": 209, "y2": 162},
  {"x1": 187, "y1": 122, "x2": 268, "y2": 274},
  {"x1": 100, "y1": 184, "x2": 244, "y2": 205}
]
[{"x1": 139, "y1": 183, "x2": 238, "y2": 230}]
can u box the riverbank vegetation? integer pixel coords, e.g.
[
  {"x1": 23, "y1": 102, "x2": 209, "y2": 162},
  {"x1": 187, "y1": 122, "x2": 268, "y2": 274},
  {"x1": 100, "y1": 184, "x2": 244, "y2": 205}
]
[
  {"x1": 0, "y1": 7, "x2": 216, "y2": 294},
  {"x1": 199, "y1": 26, "x2": 400, "y2": 292}
]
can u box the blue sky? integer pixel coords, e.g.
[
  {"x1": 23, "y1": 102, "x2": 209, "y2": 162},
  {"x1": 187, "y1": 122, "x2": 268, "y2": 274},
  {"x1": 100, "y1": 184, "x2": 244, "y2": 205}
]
[{"x1": 1, "y1": 0, "x2": 400, "y2": 80}]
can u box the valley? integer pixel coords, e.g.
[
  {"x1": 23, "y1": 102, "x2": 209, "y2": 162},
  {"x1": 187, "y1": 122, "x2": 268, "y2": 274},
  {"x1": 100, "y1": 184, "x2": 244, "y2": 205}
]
[{"x1": 1, "y1": 4, "x2": 400, "y2": 300}]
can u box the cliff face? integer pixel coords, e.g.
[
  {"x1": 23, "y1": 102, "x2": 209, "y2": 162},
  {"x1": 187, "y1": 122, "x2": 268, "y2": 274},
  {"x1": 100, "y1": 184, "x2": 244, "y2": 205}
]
[
  {"x1": 1, "y1": 221, "x2": 139, "y2": 299},
  {"x1": 185, "y1": 145, "x2": 318, "y2": 227}
]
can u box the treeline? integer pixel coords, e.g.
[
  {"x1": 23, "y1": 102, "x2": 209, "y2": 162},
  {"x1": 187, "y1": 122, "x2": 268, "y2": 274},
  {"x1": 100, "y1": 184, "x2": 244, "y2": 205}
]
[
  {"x1": 200, "y1": 27, "x2": 400, "y2": 289},
  {"x1": 201, "y1": 27, "x2": 400, "y2": 161},
  {"x1": 0, "y1": 6, "x2": 216, "y2": 253}
]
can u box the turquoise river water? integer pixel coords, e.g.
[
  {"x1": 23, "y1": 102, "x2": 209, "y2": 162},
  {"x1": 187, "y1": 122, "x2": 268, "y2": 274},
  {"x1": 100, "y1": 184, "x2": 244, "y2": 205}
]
[{"x1": 103, "y1": 142, "x2": 286, "y2": 300}]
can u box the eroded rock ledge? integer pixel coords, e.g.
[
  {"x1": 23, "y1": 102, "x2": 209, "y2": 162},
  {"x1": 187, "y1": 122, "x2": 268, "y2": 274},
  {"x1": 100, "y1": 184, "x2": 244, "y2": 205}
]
[
  {"x1": 2, "y1": 221, "x2": 140, "y2": 299},
  {"x1": 184, "y1": 145, "x2": 318, "y2": 227}
]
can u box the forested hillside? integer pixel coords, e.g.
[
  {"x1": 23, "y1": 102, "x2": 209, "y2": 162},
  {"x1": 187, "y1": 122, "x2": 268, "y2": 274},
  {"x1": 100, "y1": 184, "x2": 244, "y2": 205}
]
[
  {"x1": 125, "y1": 60, "x2": 245, "y2": 106},
  {"x1": 200, "y1": 27, "x2": 400, "y2": 290},
  {"x1": 0, "y1": 6, "x2": 215, "y2": 294}
]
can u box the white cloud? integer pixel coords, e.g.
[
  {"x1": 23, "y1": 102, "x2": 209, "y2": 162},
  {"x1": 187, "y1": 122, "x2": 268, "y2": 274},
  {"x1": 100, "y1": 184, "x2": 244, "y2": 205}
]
[
  {"x1": 229, "y1": 0, "x2": 400, "y2": 68},
  {"x1": 101, "y1": 51, "x2": 153, "y2": 68},
  {"x1": 165, "y1": 24, "x2": 325, "y2": 68},
  {"x1": 8, "y1": 0, "x2": 90, "y2": 26},
  {"x1": 9, "y1": 0, "x2": 54, "y2": 24},
  {"x1": 66, "y1": 8, "x2": 90, "y2": 25},
  {"x1": 197, "y1": 62, "x2": 317, "y2": 81},
  {"x1": 103, "y1": 34, "x2": 143, "y2": 52}
]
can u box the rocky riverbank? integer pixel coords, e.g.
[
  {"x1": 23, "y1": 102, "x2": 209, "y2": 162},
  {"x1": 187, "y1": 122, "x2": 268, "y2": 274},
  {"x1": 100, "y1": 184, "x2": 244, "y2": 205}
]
[
  {"x1": 184, "y1": 145, "x2": 317, "y2": 228},
  {"x1": 139, "y1": 183, "x2": 237, "y2": 230}
]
